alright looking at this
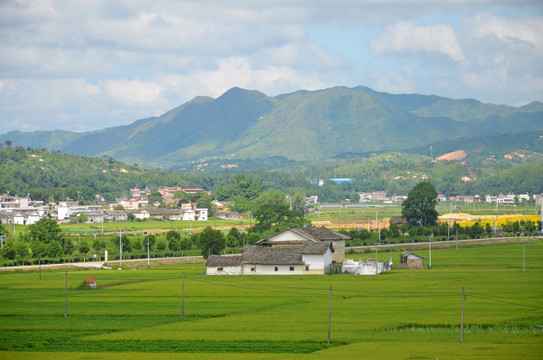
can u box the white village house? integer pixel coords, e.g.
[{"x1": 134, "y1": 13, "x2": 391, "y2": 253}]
[
  {"x1": 205, "y1": 227, "x2": 349, "y2": 275},
  {"x1": 205, "y1": 242, "x2": 334, "y2": 275}
]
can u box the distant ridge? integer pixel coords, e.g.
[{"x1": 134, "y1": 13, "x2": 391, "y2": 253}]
[{"x1": 1, "y1": 86, "x2": 541, "y2": 167}]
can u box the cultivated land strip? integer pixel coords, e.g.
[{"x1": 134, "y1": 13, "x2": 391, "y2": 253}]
[{"x1": 0, "y1": 242, "x2": 542, "y2": 359}]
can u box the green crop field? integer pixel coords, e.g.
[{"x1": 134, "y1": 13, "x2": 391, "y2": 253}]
[{"x1": 1, "y1": 241, "x2": 542, "y2": 359}]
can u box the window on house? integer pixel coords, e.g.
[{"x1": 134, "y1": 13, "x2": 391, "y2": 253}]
[
  {"x1": 217, "y1": 267, "x2": 223, "y2": 272},
  {"x1": 251, "y1": 267, "x2": 255, "y2": 272},
  {"x1": 305, "y1": 265, "x2": 309, "y2": 271},
  {"x1": 274, "y1": 267, "x2": 278, "y2": 272},
  {"x1": 289, "y1": 267, "x2": 294, "y2": 271}
]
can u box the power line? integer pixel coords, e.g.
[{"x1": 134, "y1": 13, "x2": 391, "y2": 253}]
[{"x1": 467, "y1": 293, "x2": 543, "y2": 309}]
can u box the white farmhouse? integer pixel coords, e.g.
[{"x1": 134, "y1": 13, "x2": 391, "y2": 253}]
[
  {"x1": 257, "y1": 227, "x2": 349, "y2": 263},
  {"x1": 205, "y1": 242, "x2": 334, "y2": 275}
]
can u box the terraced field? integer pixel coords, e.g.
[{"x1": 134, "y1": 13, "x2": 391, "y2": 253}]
[{"x1": 1, "y1": 241, "x2": 542, "y2": 359}]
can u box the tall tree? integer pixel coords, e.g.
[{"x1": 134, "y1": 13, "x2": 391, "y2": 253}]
[
  {"x1": 253, "y1": 203, "x2": 305, "y2": 233},
  {"x1": 166, "y1": 230, "x2": 182, "y2": 251},
  {"x1": 401, "y1": 182, "x2": 439, "y2": 228},
  {"x1": 148, "y1": 191, "x2": 163, "y2": 206},
  {"x1": 28, "y1": 217, "x2": 65, "y2": 256},
  {"x1": 290, "y1": 192, "x2": 307, "y2": 215},
  {"x1": 194, "y1": 227, "x2": 225, "y2": 259}
]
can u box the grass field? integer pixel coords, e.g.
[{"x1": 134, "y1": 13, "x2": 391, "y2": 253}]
[{"x1": 1, "y1": 241, "x2": 542, "y2": 359}]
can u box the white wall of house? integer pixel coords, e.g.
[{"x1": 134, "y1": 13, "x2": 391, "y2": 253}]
[
  {"x1": 302, "y1": 249, "x2": 332, "y2": 273},
  {"x1": 119, "y1": 200, "x2": 139, "y2": 211},
  {"x1": 27, "y1": 213, "x2": 40, "y2": 225},
  {"x1": 13, "y1": 214, "x2": 25, "y2": 225},
  {"x1": 196, "y1": 208, "x2": 208, "y2": 221},
  {"x1": 134, "y1": 211, "x2": 150, "y2": 220},
  {"x1": 87, "y1": 215, "x2": 104, "y2": 223},
  {"x1": 182, "y1": 210, "x2": 195, "y2": 221},
  {"x1": 57, "y1": 206, "x2": 71, "y2": 220},
  {"x1": 265, "y1": 230, "x2": 308, "y2": 244},
  {"x1": 207, "y1": 265, "x2": 242, "y2": 275},
  {"x1": 248, "y1": 264, "x2": 304, "y2": 275}
]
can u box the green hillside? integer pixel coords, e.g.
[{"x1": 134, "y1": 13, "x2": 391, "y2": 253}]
[
  {"x1": 1, "y1": 86, "x2": 541, "y2": 167},
  {"x1": 406, "y1": 130, "x2": 543, "y2": 167},
  {"x1": 0, "y1": 130, "x2": 83, "y2": 151}
]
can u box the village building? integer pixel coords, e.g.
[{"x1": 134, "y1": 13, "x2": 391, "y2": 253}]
[
  {"x1": 205, "y1": 242, "x2": 334, "y2": 275},
  {"x1": 400, "y1": 252, "x2": 425, "y2": 269},
  {"x1": 216, "y1": 212, "x2": 242, "y2": 220},
  {"x1": 205, "y1": 227, "x2": 349, "y2": 275},
  {"x1": 257, "y1": 227, "x2": 349, "y2": 263}
]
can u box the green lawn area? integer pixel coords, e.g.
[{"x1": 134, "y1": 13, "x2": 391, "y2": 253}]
[{"x1": 1, "y1": 241, "x2": 542, "y2": 359}]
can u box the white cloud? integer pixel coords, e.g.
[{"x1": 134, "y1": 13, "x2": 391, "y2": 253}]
[
  {"x1": 465, "y1": 13, "x2": 543, "y2": 56},
  {"x1": 373, "y1": 65, "x2": 415, "y2": 94},
  {"x1": 0, "y1": 1, "x2": 542, "y2": 133},
  {"x1": 371, "y1": 21, "x2": 465, "y2": 61},
  {"x1": 104, "y1": 79, "x2": 164, "y2": 107},
  {"x1": 457, "y1": 13, "x2": 543, "y2": 104}
]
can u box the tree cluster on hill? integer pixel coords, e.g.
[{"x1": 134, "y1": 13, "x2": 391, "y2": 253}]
[{"x1": 1, "y1": 146, "x2": 542, "y2": 211}]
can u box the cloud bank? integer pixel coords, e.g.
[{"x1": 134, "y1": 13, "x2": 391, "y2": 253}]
[{"x1": 0, "y1": 0, "x2": 541, "y2": 132}]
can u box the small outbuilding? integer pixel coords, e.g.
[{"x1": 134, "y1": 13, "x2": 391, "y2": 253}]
[{"x1": 400, "y1": 252, "x2": 425, "y2": 269}]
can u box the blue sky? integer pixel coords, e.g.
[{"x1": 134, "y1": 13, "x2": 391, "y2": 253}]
[{"x1": 1, "y1": 0, "x2": 542, "y2": 133}]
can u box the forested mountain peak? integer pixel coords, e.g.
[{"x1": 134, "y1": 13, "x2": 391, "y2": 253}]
[{"x1": 1, "y1": 85, "x2": 541, "y2": 167}]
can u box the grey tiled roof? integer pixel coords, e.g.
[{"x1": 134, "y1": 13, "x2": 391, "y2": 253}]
[
  {"x1": 257, "y1": 227, "x2": 350, "y2": 245},
  {"x1": 240, "y1": 242, "x2": 333, "y2": 265},
  {"x1": 205, "y1": 241, "x2": 335, "y2": 268},
  {"x1": 241, "y1": 246, "x2": 304, "y2": 265},
  {"x1": 296, "y1": 227, "x2": 351, "y2": 241},
  {"x1": 205, "y1": 255, "x2": 242, "y2": 267},
  {"x1": 299, "y1": 241, "x2": 334, "y2": 254}
]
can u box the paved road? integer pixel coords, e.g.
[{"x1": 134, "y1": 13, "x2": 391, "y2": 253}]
[
  {"x1": 351, "y1": 236, "x2": 542, "y2": 250},
  {"x1": 0, "y1": 255, "x2": 203, "y2": 271}
]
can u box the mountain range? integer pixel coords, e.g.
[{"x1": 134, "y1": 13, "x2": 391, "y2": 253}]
[{"x1": 1, "y1": 86, "x2": 542, "y2": 168}]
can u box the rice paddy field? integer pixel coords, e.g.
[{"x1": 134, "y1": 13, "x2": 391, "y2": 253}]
[{"x1": 1, "y1": 240, "x2": 542, "y2": 360}]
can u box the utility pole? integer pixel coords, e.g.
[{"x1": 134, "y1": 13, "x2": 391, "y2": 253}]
[
  {"x1": 523, "y1": 242, "x2": 525, "y2": 273},
  {"x1": 456, "y1": 227, "x2": 458, "y2": 249},
  {"x1": 378, "y1": 220, "x2": 381, "y2": 245},
  {"x1": 375, "y1": 246, "x2": 378, "y2": 275},
  {"x1": 119, "y1": 230, "x2": 123, "y2": 268},
  {"x1": 181, "y1": 272, "x2": 185, "y2": 319},
  {"x1": 327, "y1": 285, "x2": 332, "y2": 344},
  {"x1": 64, "y1": 272, "x2": 68, "y2": 318},
  {"x1": 429, "y1": 235, "x2": 432, "y2": 269},
  {"x1": 540, "y1": 200, "x2": 543, "y2": 235},
  {"x1": 461, "y1": 286, "x2": 465, "y2": 342},
  {"x1": 145, "y1": 232, "x2": 149, "y2": 270}
]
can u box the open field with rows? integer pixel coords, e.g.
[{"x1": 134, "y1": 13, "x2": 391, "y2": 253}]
[{"x1": 1, "y1": 241, "x2": 542, "y2": 359}]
